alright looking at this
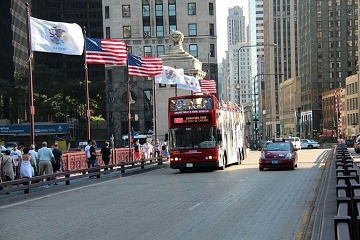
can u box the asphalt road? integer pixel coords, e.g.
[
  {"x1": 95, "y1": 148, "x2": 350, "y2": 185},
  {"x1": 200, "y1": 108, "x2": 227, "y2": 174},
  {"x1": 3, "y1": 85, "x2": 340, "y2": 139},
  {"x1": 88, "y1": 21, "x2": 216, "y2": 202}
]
[{"x1": 0, "y1": 148, "x2": 332, "y2": 240}]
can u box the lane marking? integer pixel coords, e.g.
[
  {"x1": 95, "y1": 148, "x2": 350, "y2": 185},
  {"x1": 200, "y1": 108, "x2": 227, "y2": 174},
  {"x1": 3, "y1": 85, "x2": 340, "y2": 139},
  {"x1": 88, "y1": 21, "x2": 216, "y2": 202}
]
[{"x1": 188, "y1": 202, "x2": 204, "y2": 211}]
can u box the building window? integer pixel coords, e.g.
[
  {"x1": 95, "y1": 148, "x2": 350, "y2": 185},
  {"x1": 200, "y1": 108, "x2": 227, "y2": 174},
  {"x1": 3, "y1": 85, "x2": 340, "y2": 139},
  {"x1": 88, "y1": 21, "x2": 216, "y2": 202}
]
[
  {"x1": 169, "y1": 25, "x2": 177, "y2": 33},
  {"x1": 210, "y1": 44, "x2": 215, "y2": 57},
  {"x1": 189, "y1": 44, "x2": 198, "y2": 57},
  {"x1": 144, "y1": 46, "x2": 152, "y2": 56},
  {"x1": 123, "y1": 26, "x2": 131, "y2": 38},
  {"x1": 156, "y1": 26, "x2": 164, "y2": 37},
  {"x1": 143, "y1": 5, "x2": 150, "y2": 16},
  {"x1": 105, "y1": 6, "x2": 110, "y2": 19},
  {"x1": 106, "y1": 27, "x2": 110, "y2": 39},
  {"x1": 209, "y1": 3, "x2": 214, "y2": 15},
  {"x1": 156, "y1": 4, "x2": 163, "y2": 16},
  {"x1": 144, "y1": 26, "x2": 151, "y2": 38},
  {"x1": 188, "y1": 3, "x2": 196, "y2": 15},
  {"x1": 188, "y1": 23, "x2": 197, "y2": 36},
  {"x1": 169, "y1": 3, "x2": 176, "y2": 16},
  {"x1": 157, "y1": 45, "x2": 165, "y2": 57},
  {"x1": 159, "y1": 83, "x2": 166, "y2": 88},
  {"x1": 122, "y1": 5, "x2": 130, "y2": 17},
  {"x1": 209, "y1": 23, "x2": 214, "y2": 36}
]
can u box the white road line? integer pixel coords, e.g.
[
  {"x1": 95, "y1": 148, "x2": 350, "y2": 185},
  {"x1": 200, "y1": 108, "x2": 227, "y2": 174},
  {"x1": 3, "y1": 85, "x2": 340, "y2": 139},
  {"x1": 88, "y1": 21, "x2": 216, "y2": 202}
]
[{"x1": 188, "y1": 202, "x2": 204, "y2": 211}]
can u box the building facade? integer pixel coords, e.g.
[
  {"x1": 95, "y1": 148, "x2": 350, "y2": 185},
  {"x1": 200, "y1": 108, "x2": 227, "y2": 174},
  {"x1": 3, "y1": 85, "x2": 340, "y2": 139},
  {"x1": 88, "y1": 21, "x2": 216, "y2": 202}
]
[
  {"x1": 298, "y1": 0, "x2": 358, "y2": 138},
  {"x1": 263, "y1": 0, "x2": 300, "y2": 138},
  {"x1": 103, "y1": 0, "x2": 217, "y2": 145},
  {"x1": 0, "y1": 0, "x2": 29, "y2": 122}
]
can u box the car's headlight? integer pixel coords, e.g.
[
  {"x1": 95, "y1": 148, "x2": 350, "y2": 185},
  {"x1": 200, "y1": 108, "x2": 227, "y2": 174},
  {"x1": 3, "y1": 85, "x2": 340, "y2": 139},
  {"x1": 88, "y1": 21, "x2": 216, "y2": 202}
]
[
  {"x1": 285, "y1": 153, "x2": 292, "y2": 159},
  {"x1": 260, "y1": 152, "x2": 265, "y2": 159}
]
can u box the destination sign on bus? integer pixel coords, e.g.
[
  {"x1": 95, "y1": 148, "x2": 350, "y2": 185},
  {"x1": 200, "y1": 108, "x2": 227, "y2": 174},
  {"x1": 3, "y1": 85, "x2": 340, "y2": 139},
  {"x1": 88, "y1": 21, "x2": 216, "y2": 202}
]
[{"x1": 173, "y1": 115, "x2": 211, "y2": 124}]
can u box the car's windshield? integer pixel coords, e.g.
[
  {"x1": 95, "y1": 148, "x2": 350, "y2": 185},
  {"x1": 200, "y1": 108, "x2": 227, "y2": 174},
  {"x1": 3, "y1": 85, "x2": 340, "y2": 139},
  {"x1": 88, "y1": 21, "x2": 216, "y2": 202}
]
[
  {"x1": 169, "y1": 126, "x2": 217, "y2": 149},
  {"x1": 264, "y1": 142, "x2": 291, "y2": 151}
]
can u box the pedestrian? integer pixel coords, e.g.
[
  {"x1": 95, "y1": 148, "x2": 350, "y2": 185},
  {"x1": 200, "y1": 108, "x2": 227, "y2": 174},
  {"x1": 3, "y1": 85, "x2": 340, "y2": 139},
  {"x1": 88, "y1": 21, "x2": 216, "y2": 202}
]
[
  {"x1": 143, "y1": 140, "x2": 153, "y2": 159},
  {"x1": 29, "y1": 144, "x2": 38, "y2": 176},
  {"x1": 10, "y1": 143, "x2": 22, "y2": 179},
  {"x1": 19, "y1": 147, "x2": 35, "y2": 180},
  {"x1": 162, "y1": 140, "x2": 169, "y2": 160},
  {"x1": 37, "y1": 141, "x2": 55, "y2": 187},
  {"x1": 133, "y1": 139, "x2": 141, "y2": 161},
  {"x1": 153, "y1": 139, "x2": 161, "y2": 158},
  {"x1": 0, "y1": 150, "x2": 15, "y2": 194},
  {"x1": 52, "y1": 143, "x2": 62, "y2": 173},
  {"x1": 100, "y1": 141, "x2": 111, "y2": 174},
  {"x1": 85, "y1": 139, "x2": 97, "y2": 178}
]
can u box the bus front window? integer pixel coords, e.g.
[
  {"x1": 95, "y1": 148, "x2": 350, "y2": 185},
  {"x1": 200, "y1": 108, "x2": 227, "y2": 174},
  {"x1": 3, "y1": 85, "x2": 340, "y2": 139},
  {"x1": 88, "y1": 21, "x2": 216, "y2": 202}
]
[{"x1": 169, "y1": 127, "x2": 216, "y2": 149}]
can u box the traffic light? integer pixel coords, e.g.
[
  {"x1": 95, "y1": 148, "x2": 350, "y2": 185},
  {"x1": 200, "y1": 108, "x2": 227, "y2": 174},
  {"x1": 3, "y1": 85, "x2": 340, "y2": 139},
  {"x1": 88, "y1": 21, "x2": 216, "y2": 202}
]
[{"x1": 255, "y1": 122, "x2": 258, "y2": 130}]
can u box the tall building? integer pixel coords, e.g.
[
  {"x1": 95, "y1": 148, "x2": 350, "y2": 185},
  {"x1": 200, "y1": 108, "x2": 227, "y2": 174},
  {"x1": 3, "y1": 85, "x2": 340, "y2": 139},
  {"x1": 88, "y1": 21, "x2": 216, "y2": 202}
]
[
  {"x1": 222, "y1": 6, "x2": 249, "y2": 106},
  {"x1": 299, "y1": 0, "x2": 358, "y2": 138},
  {"x1": 0, "y1": 0, "x2": 29, "y2": 122},
  {"x1": 263, "y1": 0, "x2": 299, "y2": 138},
  {"x1": 103, "y1": 0, "x2": 217, "y2": 143},
  {"x1": 227, "y1": 6, "x2": 246, "y2": 46},
  {"x1": 249, "y1": 0, "x2": 265, "y2": 139}
]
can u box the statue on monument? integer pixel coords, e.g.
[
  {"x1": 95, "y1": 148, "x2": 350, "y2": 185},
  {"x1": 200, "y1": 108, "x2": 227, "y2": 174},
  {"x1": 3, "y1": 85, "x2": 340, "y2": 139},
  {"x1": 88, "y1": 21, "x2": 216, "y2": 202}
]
[{"x1": 169, "y1": 30, "x2": 184, "y2": 50}]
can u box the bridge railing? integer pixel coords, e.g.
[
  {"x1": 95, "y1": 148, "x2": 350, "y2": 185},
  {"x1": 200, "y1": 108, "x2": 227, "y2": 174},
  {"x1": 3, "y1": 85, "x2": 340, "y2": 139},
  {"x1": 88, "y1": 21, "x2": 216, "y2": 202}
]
[
  {"x1": 0, "y1": 148, "x2": 166, "y2": 195},
  {"x1": 334, "y1": 144, "x2": 360, "y2": 240}
]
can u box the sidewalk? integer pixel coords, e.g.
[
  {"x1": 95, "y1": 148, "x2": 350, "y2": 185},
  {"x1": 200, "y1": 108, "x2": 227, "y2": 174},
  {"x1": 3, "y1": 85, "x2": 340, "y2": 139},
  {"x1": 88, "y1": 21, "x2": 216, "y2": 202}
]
[{"x1": 311, "y1": 148, "x2": 337, "y2": 240}]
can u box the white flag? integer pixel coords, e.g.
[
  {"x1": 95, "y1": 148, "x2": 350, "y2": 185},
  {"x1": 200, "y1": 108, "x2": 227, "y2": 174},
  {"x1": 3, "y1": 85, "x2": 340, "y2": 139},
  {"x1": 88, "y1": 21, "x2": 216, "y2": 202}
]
[
  {"x1": 30, "y1": 17, "x2": 84, "y2": 55},
  {"x1": 177, "y1": 75, "x2": 201, "y2": 92},
  {"x1": 155, "y1": 66, "x2": 185, "y2": 84}
]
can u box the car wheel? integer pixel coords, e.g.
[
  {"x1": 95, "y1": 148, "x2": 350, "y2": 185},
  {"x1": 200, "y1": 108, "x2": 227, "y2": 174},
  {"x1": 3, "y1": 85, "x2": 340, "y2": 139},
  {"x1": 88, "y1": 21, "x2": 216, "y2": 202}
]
[
  {"x1": 308, "y1": 145, "x2": 313, "y2": 149},
  {"x1": 179, "y1": 168, "x2": 186, "y2": 173},
  {"x1": 290, "y1": 164, "x2": 295, "y2": 170},
  {"x1": 259, "y1": 166, "x2": 264, "y2": 171}
]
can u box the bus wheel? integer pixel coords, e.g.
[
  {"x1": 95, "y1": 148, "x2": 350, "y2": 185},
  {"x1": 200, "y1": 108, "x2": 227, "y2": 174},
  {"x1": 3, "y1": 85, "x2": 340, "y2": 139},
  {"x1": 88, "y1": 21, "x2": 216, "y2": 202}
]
[
  {"x1": 179, "y1": 168, "x2": 186, "y2": 173},
  {"x1": 219, "y1": 156, "x2": 226, "y2": 170},
  {"x1": 236, "y1": 150, "x2": 241, "y2": 165}
]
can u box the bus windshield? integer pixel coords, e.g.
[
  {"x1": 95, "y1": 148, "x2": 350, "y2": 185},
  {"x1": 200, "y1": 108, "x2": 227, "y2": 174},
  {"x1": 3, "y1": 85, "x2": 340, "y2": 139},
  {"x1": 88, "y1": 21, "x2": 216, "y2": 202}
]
[{"x1": 169, "y1": 126, "x2": 217, "y2": 149}]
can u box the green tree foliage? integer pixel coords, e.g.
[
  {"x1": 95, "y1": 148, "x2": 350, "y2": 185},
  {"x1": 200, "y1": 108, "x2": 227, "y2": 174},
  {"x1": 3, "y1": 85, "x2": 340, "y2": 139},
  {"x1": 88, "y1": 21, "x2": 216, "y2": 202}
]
[{"x1": 3, "y1": 64, "x2": 105, "y2": 123}]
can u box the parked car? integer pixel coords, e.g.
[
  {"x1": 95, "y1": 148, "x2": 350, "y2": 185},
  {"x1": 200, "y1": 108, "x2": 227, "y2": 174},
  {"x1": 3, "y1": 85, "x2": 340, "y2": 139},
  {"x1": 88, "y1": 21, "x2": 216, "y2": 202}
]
[
  {"x1": 259, "y1": 138, "x2": 298, "y2": 171},
  {"x1": 345, "y1": 139, "x2": 354, "y2": 148},
  {"x1": 0, "y1": 145, "x2": 7, "y2": 153},
  {"x1": 354, "y1": 136, "x2": 360, "y2": 153},
  {"x1": 5, "y1": 141, "x2": 21, "y2": 151},
  {"x1": 300, "y1": 139, "x2": 320, "y2": 149}
]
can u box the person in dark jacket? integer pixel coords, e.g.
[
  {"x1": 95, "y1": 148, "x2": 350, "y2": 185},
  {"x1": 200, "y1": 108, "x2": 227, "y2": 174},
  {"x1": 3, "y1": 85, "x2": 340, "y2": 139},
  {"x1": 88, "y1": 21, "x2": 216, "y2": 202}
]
[{"x1": 100, "y1": 141, "x2": 111, "y2": 174}]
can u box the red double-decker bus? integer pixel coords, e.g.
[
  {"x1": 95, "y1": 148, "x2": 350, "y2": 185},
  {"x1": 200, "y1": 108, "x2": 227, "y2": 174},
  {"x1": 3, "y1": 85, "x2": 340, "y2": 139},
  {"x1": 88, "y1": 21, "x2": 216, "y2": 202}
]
[{"x1": 168, "y1": 93, "x2": 247, "y2": 172}]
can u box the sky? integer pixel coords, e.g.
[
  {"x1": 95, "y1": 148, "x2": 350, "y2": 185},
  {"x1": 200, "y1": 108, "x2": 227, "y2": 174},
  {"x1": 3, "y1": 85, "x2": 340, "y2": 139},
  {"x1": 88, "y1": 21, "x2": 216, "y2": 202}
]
[{"x1": 216, "y1": 0, "x2": 249, "y2": 62}]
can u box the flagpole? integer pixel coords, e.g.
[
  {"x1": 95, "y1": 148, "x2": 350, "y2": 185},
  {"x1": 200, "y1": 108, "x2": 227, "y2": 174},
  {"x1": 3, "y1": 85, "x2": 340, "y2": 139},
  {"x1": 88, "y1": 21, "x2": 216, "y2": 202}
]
[
  {"x1": 174, "y1": 66, "x2": 178, "y2": 97},
  {"x1": 126, "y1": 51, "x2": 132, "y2": 161},
  {"x1": 26, "y1": 3, "x2": 35, "y2": 145},
  {"x1": 153, "y1": 77, "x2": 158, "y2": 141},
  {"x1": 83, "y1": 26, "x2": 91, "y2": 140}
]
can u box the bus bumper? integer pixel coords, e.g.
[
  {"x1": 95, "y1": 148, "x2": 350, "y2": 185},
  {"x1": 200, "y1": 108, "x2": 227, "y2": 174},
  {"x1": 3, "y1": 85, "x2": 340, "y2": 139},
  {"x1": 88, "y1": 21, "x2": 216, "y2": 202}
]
[{"x1": 170, "y1": 161, "x2": 218, "y2": 169}]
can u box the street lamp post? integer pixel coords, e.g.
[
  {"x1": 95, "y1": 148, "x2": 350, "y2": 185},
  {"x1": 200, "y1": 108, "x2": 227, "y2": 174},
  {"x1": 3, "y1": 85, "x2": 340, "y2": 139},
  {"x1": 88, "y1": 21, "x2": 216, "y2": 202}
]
[
  {"x1": 237, "y1": 44, "x2": 276, "y2": 105},
  {"x1": 252, "y1": 73, "x2": 283, "y2": 144}
]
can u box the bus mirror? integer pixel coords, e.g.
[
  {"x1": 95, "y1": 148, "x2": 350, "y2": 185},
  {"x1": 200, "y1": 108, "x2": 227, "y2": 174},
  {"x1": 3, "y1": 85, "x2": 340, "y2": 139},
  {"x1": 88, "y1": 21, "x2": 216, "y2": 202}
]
[
  {"x1": 217, "y1": 133, "x2": 222, "y2": 141},
  {"x1": 165, "y1": 133, "x2": 168, "y2": 141}
]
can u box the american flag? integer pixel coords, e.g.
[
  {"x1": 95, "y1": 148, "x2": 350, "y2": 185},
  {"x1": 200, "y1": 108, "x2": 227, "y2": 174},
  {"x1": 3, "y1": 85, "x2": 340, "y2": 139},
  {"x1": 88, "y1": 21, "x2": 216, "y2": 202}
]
[
  {"x1": 200, "y1": 80, "x2": 217, "y2": 94},
  {"x1": 85, "y1": 37, "x2": 127, "y2": 65},
  {"x1": 128, "y1": 54, "x2": 163, "y2": 77}
]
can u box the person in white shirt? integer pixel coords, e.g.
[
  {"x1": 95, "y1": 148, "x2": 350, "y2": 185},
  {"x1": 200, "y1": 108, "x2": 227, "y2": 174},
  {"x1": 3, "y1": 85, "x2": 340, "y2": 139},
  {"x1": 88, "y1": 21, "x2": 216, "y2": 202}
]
[
  {"x1": 143, "y1": 141, "x2": 153, "y2": 159},
  {"x1": 28, "y1": 144, "x2": 38, "y2": 175},
  {"x1": 10, "y1": 144, "x2": 22, "y2": 177}
]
